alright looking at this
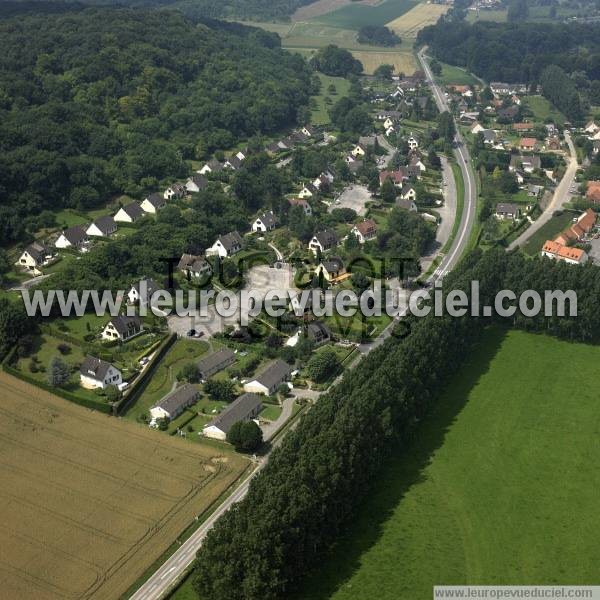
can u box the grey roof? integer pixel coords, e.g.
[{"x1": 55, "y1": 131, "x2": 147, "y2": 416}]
[
  {"x1": 188, "y1": 174, "x2": 208, "y2": 190},
  {"x1": 218, "y1": 231, "x2": 244, "y2": 253},
  {"x1": 206, "y1": 158, "x2": 224, "y2": 172},
  {"x1": 107, "y1": 315, "x2": 142, "y2": 336},
  {"x1": 145, "y1": 193, "x2": 166, "y2": 208},
  {"x1": 120, "y1": 202, "x2": 144, "y2": 219},
  {"x1": 80, "y1": 355, "x2": 115, "y2": 381},
  {"x1": 61, "y1": 225, "x2": 87, "y2": 246},
  {"x1": 205, "y1": 392, "x2": 262, "y2": 435},
  {"x1": 197, "y1": 348, "x2": 235, "y2": 375},
  {"x1": 321, "y1": 256, "x2": 344, "y2": 273},
  {"x1": 348, "y1": 160, "x2": 363, "y2": 173},
  {"x1": 253, "y1": 359, "x2": 292, "y2": 391},
  {"x1": 25, "y1": 241, "x2": 49, "y2": 262},
  {"x1": 178, "y1": 253, "x2": 210, "y2": 273},
  {"x1": 152, "y1": 383, "x2": 198, "y2": 415},
  {"x1": 307, "y1": 321, "x2": 331, "y2": 340},
  {"x1": 91, "y1": 215, "x2": 116, "y2": 235},
  {"x1": 131, "y1": 278, "x2": 161, "y2": 298},
  {"x1": 482, "y1": 129, "x2": 496, "y2": 142},
  {"x1": 256, "y1": 211, "x2": 277, "y2": 228},
  {"x1": 359, "y1": 135, "x2": 377, "y2": 147},
  {"x1": 510, "y1": 154, "x2": 541, "y2": 169},
  {"x1": 314, "y1": 228, "x2": 338, "y2": 248},
  {"x1": 226, "y1": 156, "x2": 243, "y2": 169},
  {"x1": 496, "y1": 203, "x2": 520, "y2": 214},
  {"x1": 396, "y1": 198, "x2": 415, "y2": 210}
]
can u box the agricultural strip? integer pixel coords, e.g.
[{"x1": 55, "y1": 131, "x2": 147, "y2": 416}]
[
  {"x1": 0, "y1": 371, "x2": 247, "y2": 600},
  {"x1": 386, "y1": 3, "x2": 449, "y2": 38}
]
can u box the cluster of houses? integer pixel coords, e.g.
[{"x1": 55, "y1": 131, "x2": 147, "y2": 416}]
[{"x1": 541, "y1": 209, "x2": 597, "y2": 265}]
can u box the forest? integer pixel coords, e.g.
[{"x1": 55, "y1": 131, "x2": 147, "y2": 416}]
[
  {"x1": 417, "y1": 20, "x2": 600, "y2": 121},
  {"x1": 0, "y1": 8, "x2": 313, "y2": 245},
  {"x1": 357, "y1": 25, "x2": 401, "y2": 47},
  {"x1": 191, "y1": 247, "x2": 600, "y2": 599}
]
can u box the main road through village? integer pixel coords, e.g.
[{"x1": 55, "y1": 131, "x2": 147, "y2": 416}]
[{"x1": 130, "y1": 47, "x2": 479, "y2": 600}]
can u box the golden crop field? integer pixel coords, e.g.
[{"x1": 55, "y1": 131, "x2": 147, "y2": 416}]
[
  {"x1": 0, "y1": 371, "x2": 248, "y2": 600},
  {"x1": 387, "y1": 3, "x2": 449, "y2": 38},
  {"x1": 351, "y1": 49, "x2": 417, "y2": 75}
]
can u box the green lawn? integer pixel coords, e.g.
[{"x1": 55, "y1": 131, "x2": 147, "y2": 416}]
[
  {"x1": 260, "y1": 403, "x2": 283, "y2": 421},
  {"x1": 311, "y1": 73, "x2": 351, "y2": 126},
  {"x1": 313, "y1": 0, "x2": 419, "y2": 29},
  {"x1": 437, "y1": 62, "x2": 480, "y2": 86},
  {"x1": 299, "y1": 328, "x2": 600, "y2": 599},
  {"x1": 520, "y1": 211, "x2": 575, "y2": 256},
  {"x1": 168, "y1": 574, "x2": 196, "y2": 600},
  {"x1": 522, "y1": 96, "x2": 565, "y2": 126}
]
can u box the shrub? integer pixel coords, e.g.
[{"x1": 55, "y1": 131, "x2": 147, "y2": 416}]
[
  {"x1": 57, "y1": 343, "x2": 71, "y2": 355},
  {"x1": 227, "y1": 420, "x2": 263, "y2": 452}
]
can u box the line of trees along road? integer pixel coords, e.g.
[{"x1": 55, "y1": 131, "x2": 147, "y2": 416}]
[{"x1": 192, "y1": 248, "x2": 600, "y2": 599}]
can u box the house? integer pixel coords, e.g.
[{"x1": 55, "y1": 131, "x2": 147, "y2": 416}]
[
  {"x1": 202, "y1": 392, "x2": 263, "y2": 441},
  {"x1": 585, "y1": 121, "x2": 599, "y2": 135},
  {"x1": 527, "y1": 184, "x2": 543, "y2": 197},
  {"x1": 127, "y1": 278, "x2": 161, "y2": 305},
  {"x1": 313, "y1": 171, "x2": 334, "y2": 190},
  {"x1": 198, "y1": 159, "x2": 224, "y2": 175},
  {"x1": 306, "y1": 321, "x2": 331, "y2": 345},
  {"x1": 490, "y1": 82, "x2": 527, "y2": 96},
  {"x1": 301, "y1": 125, "x2": 318, "y2": 137},
  {"x1": 376, "y1": 110, "x2": 402, "y2": 121},
  {"x1": 225, "y1": 155, "x2": 243, "y2": 170},
  {"x1": 140, "y1": 193, "x2": 166, "y2": 214},
  {"x1": 206, "y1": 231, "x2": 244, "y2": 258},
  {"x1": 351, "y1": 219, "x2": 377, "y2": 244},
  {"x1": 86, "y1": 215, "x2": 117, "y2": 238},
  {"x1": 299, "y1": 183, "x2": 318, "y2": 198},
  {"x1": 79, "y1": 356, "x2": 122, "y2": 390},
  {"x1": 351, "y1": 144, "x2": 367, "y2": 157},
  {"x1": 150, "y1": 383, "x2": 198, "y2": 421},
  {"x1": 554, "y1": 209, "x2": 596, "y2": 245},
  {"x1": 495, "y1": 203, "x2": 520, "y2": 220},
  {"x1": 409, "y1": 154, "x2": 427, "y2": 173},
  {"x1": 509, "y1": 154, "x2": 541, "y2": 174},
  {"x1": 17, "y1": 242, "x2": 53, "y2": 271},
  {"x1": 470, "y1": 122, "x2": 485, "y2": 135},
  {"x1": 197, "y1": 348, "x2": 236, "y2": 380},
  {"x1": 252, "y1": 211, "x2": 278, "y2": 233},
  {"x1": 383, "y1": 117, "x2": 396, "y2": 130},
  {"x1": 407, "y1": 135, "x2": 419, "y2": 150},
  {"x1": 513, "y1": 122, "x2": 534, "y2": 133},
  {"x1": 178, "y1": 254, "x2": 212, "y2": 280},
  {"x1": 114, "y1": 202, "x2": 144, "y2": 224},
  {"x1": 481, "y1": 129, "x2": 497, "y2": 145},
  {"x1": 379, "y1": 170, "x2": 407, "y2": 187},
  {"x1": 396, "y1": 198, "x2": 418, "y2": 212},
  {"x1": 288, "y1": 198, "x2": 312, "y2": 216},
  {"x1": 585, "y1": 181, "x2": 600, "y2": 204},
  {"x1": 544, "y1": 136, "x2": 561, "y2": 151},
  {"x1": 541, "y1": 240, "x2": 588, "y2": 265},
  {"x1": 185, "y1": 174, "x2": 208, "y2": 193},
  {"x1": 385, "y1": 126, "x2": 396, "y2": 137},
  {"x1": 102, "y1": 315, "x2": 143, "y2": 342},
  {"x1": 164, "y1": 183, "x2": 186, "y2": 200},
  {"x1": 497, "y1": 105, "x2": 519, "y2": 121},
  {"x1": 318, "y1": 257, "x2": 346, "y2": 282},
  {"x1": 243, "y1": 359, "x2": 292, "y2": 395},
  {"x1": 55, "y1": 225, "x2": 88, "y2": 250},
  {"x1": 519, "y1": 137, "x2": 537, "y2": 152},
  {"x1": 308, "y1": 229, "x2": 338, "y2": 256},
  {"x1": 400, "y1": 184, "x2": 416, "y2": 201}
]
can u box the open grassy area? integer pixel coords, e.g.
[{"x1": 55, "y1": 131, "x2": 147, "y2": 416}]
[
  {"x1": 436, "y1": 61, "x2": 481, "y2": 86},
  {"x1": 311, "y1": 73, "x2": 351, "y2": 126},
  {"x1": 520, "y1": 211, "x2": 575, "y2": 256},
  {"x1": 522, "y1": 95, "x2": 565, "y2": 126},
  {"x1": 314, "y1": 0, "x2": 419, "y2": 29},
  {"x1": 299, "y1": 327, "x2": 600, "y2": 599},
  {"x1": 0, "y1": 370, "x2": 248, "y2": 600}
]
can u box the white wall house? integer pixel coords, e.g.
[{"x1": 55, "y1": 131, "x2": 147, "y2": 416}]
[
  {"x1": 114, "y1": 202, "x2": 143, "y2": 223},
  {"x1": 206, "y1": 231, "x2": 244, "y2": 258},
  {"x1": 79, "y1": 356, "x2": 122, "y2": 390},
  {"x1": 55, "y1": 225, "x2": 88, "y2": 250},
  {"x1": 140, "y1": 193, "x2": 166, "y2": 214},
  {"x1": 86, "y1": 216, "x2": 117, "y2": 237},
  {"x1": 101, "y1": 316, "x2": 143, "y2": 342},
  {"x1": 252, "y1": 211, "x2": 277, "y2": 233}
]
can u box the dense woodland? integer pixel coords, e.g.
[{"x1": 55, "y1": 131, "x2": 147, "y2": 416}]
[
  {"x1": 0, "y1": 8, "x2": 313, "y2": 245},
  {"x1": 357, "y1": 25, "x2": 401, "y2": 47},
  {"x1": 417, "y1": 20, "x2": 600, "y2": 121},
  {"x1": 192, "y1": 248, "x2": 600, "y2": 599}
]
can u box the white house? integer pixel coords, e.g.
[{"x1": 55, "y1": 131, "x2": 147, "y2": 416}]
[
  {"x1": 318, "y1": 257, "x2": 346, "y2": 282},
  {"x1": 206, "y1": 231, "x2": 244, "y2": 258},
  {"x1": 198, "y1": 159, "x2": 224, "y2": 175},
  {"x1": 101, "y1": 315, "x2": 143, "y2": 342},
  {"x1": 383, "y1": 117, "x2": 395, "y2": 130},
  {"x1": 351, "y1": 144, "x2": 367, "y2": 157},
  {"x1": 288, "y1": 198, "x2": 312, "y2": 216},
  {"x1": 470, "y1": 122, "x2": 485, "y2": 135},
  {"x1": 114, "y1": 202, "x2": 144, "y2": 224},
  {"x1": 164, "y1": 183, "x2": 186, "y2": 200},
  {"x1": 86, "y1": 216, "x2": 117, "y2": 238},
  {"x1": 585, "y1": 121, "x2": 599, "y2": 135},
  {"x1": 202, "y1": 392, "x2": 262, "y2": 441},
  {"x1": 301, "y1": 125, "x2": 317, "y2": 137},
  {"x1": 495, "y1": 203, "x2": 520, "y2": 220},
  {"x1": 140, "y1": 193, "x2": 166, "y2": 214},
  {"x1": 308, "y1": 229, "x2": 338, "y2": 256},
  {"x1": 79, "y1": 356, "x2": 122, "y2": 390},
  {"x1": 185, "y1": 174, "x2": 208, "y2": 193},
  {"x1": 17, "y1": 242, "x2": 53, "y2": 271},
  {"x1": 177, "y1": 254, "x2": 212, "y2": 280},
  {"x1": 127, "y1": 278, "x2": 161, "y2": 305},
  {"x1": 407, "y1": 135, "x2": 419, "y2": 150},
  {"x1": 400, "y1": 184, "x2": 416, "y2": 201},
  {"x1": 396, "y1": 198, "x2": 417, "y2": 212},
  {"x1": 150, "y1": 383, "x2": 198, "y2": 421},
  {"x1": 252, "y1": 211, "x2": 278, "y2": 233},
  {"x1": 351, "y1": 219, "x2": 377, "y2": 244},
  {"x1": 243, "y1": 359, "x2": 292, "y2": 395},
  {"x1": 55, "y1": 225, "x2": 88, "y2": 250},
  {"x1": 298, "y1": 184, "x2": 317, "y2": 198}
]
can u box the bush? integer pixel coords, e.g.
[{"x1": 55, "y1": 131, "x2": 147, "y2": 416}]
[
  {"x1": 28, "y1": 360, "x2": 39, "y2": 373},
  {"x1": 57, "y1": 343, "x2": 71, "y2": 355},
  {"x1": 227, "y1": 420, "x2": 263, "y2": 452},
  {"x1": 305, "y1": 348, "x2": 340, "y2": 383},
  {"x1": 47, "y1": 357, "x2": 70, "y2": 387},
  {"x1": 177, "y1": 362, "x2": 201, "y2": 383},
  {"x1": 205, "y1": 379, "x2": 236, "y2": 402}
]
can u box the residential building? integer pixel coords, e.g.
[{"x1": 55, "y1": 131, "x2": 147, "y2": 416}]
[
  {"x1": 309, "y1": 229, "x2": 338, "y2": 256},
  {"x1": 164, "y1": 183, "x2": 186, "y2": 200},
  {"x1": 584, "y1": 121, "x2": 599, "y2": 135},
  {"x1": 55, "y1": 225, "x2": 88, "y2": 250},
  {"x1": 379, "y1": 170, "x2": 407, "y2": 186},
  {"x1": 541, "y1": 240, "x2": 588, "y2": 265},
  {"x1": 127, "y1": 278, "x2": 161, "y2": 305},
  {"x1": 202, "y1": 392, "x2": 263, "y2": 441},
  {"x1": 513, "y1": 122, "x2": 533, "y2": 133},
  {"x1": 243, "y1": 359, "x2": 292, "y2": 395},
  {"x1": 495, "y1": 203, "x2": 520, "y2": 220},
  {"x1": 140, "y1": 193, "x2": 166, "y2": 214},
  {"x1": 79, "y1": 356, "x2": 122, "y2": 390},
  {"x1": 101, "y1": 315, "x2": 143, "y2": 342},
  {"x1": 150, "y1": 383, "x2": 198, "y2": 421},
  {"x1": 198, "y1": 159, "x2": 224, "y2": 175},
  {"x1": 114, "y1": 202, "x2": 144, "y2": 223},
  {"x1": 87, "y1": 216, "x2": 117, "y2": 237},
  {"x1": 17, "y1": 242, "x2": 53, "y2": 270},
  {"x1": 318, "y1": 257, "x2": 346, "y2": 282},
  {"x1": 197, "y1": 348, "x2": 236, "y2": 380},
  {"x1": 351, "y1": 219, "x2": 377, "y2": 244},
  {"x1": 509, "y1": 154, "x2": 541, "y2": 174},
  {"x1": 298, "y1": 183, "x2": 318, "y2": 198},
  {"x1": 288, "y1": 198, "x2": 312, "y2": 216},
  {"x1": 554, "y1": 209, "x2": 596, "y2": 245},
  {"x1": 306, "y1": 321, "x2": 331, "y2": 345},
  {"x1": 206, "y1": 231, "x2": 244, "y2": 258},
  {"x1": 185, "y1": 175, "x2": 208, "y2": 193},
  {"x1": 252, "y1": 211, "x2": 278, "y2": 233},
  {"x1": 400, "y1": 184, "x2": 416, "y2": 201},
  {"x1": 519, "y1": 137, "x2": 538, "y2": 152},
  {"x1": 396, "y1": 198, "x2": 417, "y2": 212},
  {"x1": 407, "y1": 135, "x2": 419, "y2": 150},
  {"x1": 585, "y1": 181, "x2": 600, "y2": 204},
  {"x1": 177, "y1": 254, "x2": 212, "y2": 280},
  {"x1": 301, "y1": 124, "x2": 318, "y2": 137}
]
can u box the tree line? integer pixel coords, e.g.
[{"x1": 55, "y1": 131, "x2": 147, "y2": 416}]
[{"x1": 190, "y1": 247, "x2": 600, "y2": 599}]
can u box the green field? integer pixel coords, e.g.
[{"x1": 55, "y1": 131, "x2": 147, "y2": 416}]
[
  {"x1": 522, "y1": 96, "x2": 565, "y2": 125},
  {"x1": 314, "y1": 0, "x2": 419, "y2": 29},
  {"x1": 300, "y1": 328, "x2": 600, "y2": 599},
  {"x1": 437, "y1": 61, "x2": 481, "y2": 86},
  {"x1": 311, "y1": 73, "x2": 351, "y2": 125},
  {"x1": 520, "y1": 211, "x2": 575, "y2": 256}
]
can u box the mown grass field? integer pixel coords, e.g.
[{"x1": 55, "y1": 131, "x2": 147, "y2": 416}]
[
  {"x1": 520, "y1": 211, "x2": 575, "y2": 256},
  {"x1": 310, "y1": 73, "x2": 351, "y2": 125},
  {"x1": 299, "y1": 328, "x2": 600, "y2": 599},
  {"x1": 386, "y1": 2, "x2": 449, "y2": 38},
  {"x1": 523, "y1": 95, "x2": 565, "y2": 125},
  {"x1": 0, "y1": 371, "x2": 247, "y2": 600},
  {"x1": 436, "y1": 61, "x2": 481, "y2": 86}
]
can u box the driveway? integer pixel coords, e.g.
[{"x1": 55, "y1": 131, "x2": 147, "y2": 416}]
[
  {"x1": 330, "y1": 184, "x2": 372, "y2": 216},
  {"x1": 261, "y1": 397, "x2": 295, "y2": 441}
]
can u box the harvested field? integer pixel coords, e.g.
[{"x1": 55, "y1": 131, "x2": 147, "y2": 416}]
[
  {"x1": 350, "y1": 49, "x2": 417, "y2": 75},
  {"x1": 386, "y1": 3, "x2": 449, "y2": 38},
  {"x1": 292, "y1": 0, "x2": 380, "y2": 21},
  {"x1": 0, "y1": 370, "x2": 248, "y2": 600}
]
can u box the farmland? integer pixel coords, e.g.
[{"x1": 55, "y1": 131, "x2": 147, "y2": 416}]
[
  {"x1": 299, "y1": 328, "x2": 600, "y2": 599},
  {"x1": 313, "y1": 0, "x2": 419, "y2": 29},
  {"x1": 0, "y1": 370, "x2": 248, "y2": 600},
  {"x1": 386, "y1": 2, "x2": 449, "y2": 38}
]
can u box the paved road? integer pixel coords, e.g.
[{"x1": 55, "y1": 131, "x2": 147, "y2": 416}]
[
  {"x1": 131, "y1": 48, "x2": 479, "y2": 600},
  {"x1": 261, "y1": 396, "x2": 295, "y2": 441},
  {"x1": 508, "y1": 131, "x2": 578, "y2": 251},
  {"x1": 10, "y1": 273, "x2": 52, "y2": 291}
]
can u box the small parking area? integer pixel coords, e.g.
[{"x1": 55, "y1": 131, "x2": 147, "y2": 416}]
[{"x1": 330, "y1": 185, "x2": 372, "y2": 216}]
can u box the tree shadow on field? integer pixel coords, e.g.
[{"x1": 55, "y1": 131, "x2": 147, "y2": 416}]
[{"x1": 293, "y1": 326, "x2": 509, "y2": 600}]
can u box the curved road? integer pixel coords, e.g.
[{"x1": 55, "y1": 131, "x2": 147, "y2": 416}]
[{"x1": 130, "y1": 48, "x2": 479, "y2": 600}]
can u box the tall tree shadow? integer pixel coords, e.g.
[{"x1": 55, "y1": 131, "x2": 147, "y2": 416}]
[{"x1": 294, "y1": 327, "x2": 508, "y2": 600}]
